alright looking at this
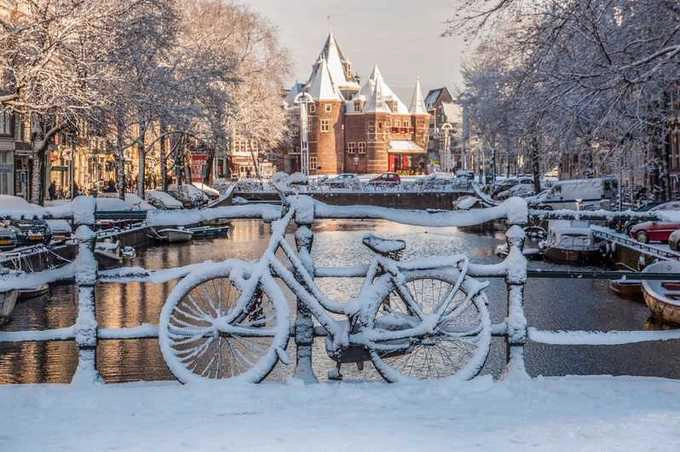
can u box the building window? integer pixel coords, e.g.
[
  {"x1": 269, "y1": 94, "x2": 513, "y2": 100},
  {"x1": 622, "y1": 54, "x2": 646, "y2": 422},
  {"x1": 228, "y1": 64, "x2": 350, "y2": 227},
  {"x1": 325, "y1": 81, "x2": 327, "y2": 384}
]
[
  {"x1": 368, "y1": 122, "x2": 375, "y2": 134},
  {"x1": 0, "y1": 110, "x2": 13, "y2": 137},
  {"x1": 325, "y1": 104, "x2": 332, "y2": 113},
  {"x1": 309, "y1": 103, "x2": 316, "y2": 113},
  {"x1": 347, "y1": 142, "x2": 357, "y2": 154},
  {"x1": 310, "y1": 155, "x2": 318, "y2": 171},
  {"x1": 358, "y1": 142, "x2": 366, "y2": 154},
  {"x1": 320, "y1": 120, "x2": 330, "y2": 133},
  {"x1": 354, "y1": 100, "x2": 363, "y2": 112}
]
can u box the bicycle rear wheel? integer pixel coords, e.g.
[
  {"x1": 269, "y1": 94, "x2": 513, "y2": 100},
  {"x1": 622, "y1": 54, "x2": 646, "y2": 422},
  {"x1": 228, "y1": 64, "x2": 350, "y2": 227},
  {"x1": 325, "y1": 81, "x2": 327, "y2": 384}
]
[
  {"x1": 159, "y1": 262, "x2": 290, "y2": 384},
  {"x1": 368, "y1": 269, "x2": 491, "y2": 382}
]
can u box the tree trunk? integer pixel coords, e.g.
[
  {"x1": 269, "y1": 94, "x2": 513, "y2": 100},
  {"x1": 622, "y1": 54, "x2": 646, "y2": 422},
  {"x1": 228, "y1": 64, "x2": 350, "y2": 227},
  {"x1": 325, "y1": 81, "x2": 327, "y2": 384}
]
[
  {"x1": 531, "y1": 133, "x2": 541, "y2": 194},
  {"x1": 116, "y1": 119, "x2": 126, "y2": 200},
  {"x1": 203, "y1": 147, "x2": 215, "y2": 185},
  {"x1": 137, "y1": 123, "x2": 146, "y2": 198},
  {"x1": 30, "y1": 119, "x2": 61, "y2": 205},
  {"x1": 160, "y1": 121, "x2": 168, "y2": 192}
]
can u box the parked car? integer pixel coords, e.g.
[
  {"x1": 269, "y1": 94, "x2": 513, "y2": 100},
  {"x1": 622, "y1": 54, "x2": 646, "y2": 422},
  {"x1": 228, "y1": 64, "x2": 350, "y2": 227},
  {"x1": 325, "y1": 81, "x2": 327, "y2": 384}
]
[
  {"x1": 624, "y1": 201, "x2": 680, "y2": 235},
  {"x1": 629, "y1": 221, "x2": 680, "y2": 243},
  {"x1": 493, "y1": 177, "x2": 533, "y2": 197},
  {"x1": 496, "y1": 183, "x2": 536, "y2": 200},
  {"x1": 455, "y1": 170, "x2": 475, "y2": 181},
  {"x1": 529, "y1": 177, "x2": 618, "y2": 210},
  {"x1": 146, "y1": 190, "x2": 184, "y2": 210},
  {"x1": 368, "y1": 172, "x2": 401, "y2": 186},
  {"x1": 669, "y1": 229, "x2": 680, "y2": 251},
  {"x1": 627, "y1": 201, "x2": 680, "y2": 243},
  {"x1": 167, "y1": 184, "x2": 209, "y2": 208},
  {"x1": 323, "y1": 173, "x2": 361, "y2": 189}
]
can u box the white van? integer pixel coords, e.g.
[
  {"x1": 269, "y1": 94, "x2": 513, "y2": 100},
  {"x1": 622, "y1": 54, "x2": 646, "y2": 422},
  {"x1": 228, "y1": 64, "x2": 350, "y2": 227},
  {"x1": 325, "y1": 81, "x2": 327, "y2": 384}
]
[{"x1": 529, "y1": 177, "x2": 618, "y2": 210}]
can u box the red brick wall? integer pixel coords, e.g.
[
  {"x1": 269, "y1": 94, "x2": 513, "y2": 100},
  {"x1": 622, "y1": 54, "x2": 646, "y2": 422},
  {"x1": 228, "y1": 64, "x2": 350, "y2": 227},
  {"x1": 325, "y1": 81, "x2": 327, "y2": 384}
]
[{"x1": 309, "y1": 100, "x2": 344, "y2": 174}]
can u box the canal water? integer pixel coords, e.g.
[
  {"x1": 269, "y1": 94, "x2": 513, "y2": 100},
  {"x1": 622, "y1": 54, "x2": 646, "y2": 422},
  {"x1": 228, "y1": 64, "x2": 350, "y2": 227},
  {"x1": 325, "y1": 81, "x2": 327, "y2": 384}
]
[{"x1": 1, "y1": 220, "x2": 679, "y2": 384}]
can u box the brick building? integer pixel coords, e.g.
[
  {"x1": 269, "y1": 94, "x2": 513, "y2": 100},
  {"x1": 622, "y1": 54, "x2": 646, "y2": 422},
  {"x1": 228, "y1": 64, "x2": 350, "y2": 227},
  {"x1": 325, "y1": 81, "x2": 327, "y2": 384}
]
[{"x1": 284, "y1": 34, "x2": 430, "y2": 175}]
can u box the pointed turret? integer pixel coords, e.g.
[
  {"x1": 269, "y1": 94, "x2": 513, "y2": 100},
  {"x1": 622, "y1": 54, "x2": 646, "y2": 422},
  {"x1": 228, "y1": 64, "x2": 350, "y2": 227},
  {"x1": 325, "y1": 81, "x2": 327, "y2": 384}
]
[
  {"x1": 312, "y1": 33, "x2": 359, "y2": 97},
  {"x1": 306, "y1": 57, "x2": 342, "y2": 101},
  {"x1": 409, "y1": 78, "x2": 428, "y2": 115},
  {"x1": 354, "y1": 65, "x2": 408, "y2": 114},
  {"x1": 366, "y1": 74, "x2": 390, "y2": 113}
]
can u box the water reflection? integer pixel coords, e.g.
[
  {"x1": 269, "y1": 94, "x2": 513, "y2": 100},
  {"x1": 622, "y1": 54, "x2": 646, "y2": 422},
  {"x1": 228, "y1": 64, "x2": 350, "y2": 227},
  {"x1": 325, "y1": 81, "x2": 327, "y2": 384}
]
[{"x1": 0, "y1": 219, "x2": 679, "y2": 384}]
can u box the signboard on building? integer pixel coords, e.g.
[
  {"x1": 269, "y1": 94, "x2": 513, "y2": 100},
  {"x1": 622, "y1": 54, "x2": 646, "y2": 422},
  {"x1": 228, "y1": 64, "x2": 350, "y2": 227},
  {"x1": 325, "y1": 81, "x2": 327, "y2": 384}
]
[{"x1": 190, "y1": 153, "x2": 208, "y2": 183}]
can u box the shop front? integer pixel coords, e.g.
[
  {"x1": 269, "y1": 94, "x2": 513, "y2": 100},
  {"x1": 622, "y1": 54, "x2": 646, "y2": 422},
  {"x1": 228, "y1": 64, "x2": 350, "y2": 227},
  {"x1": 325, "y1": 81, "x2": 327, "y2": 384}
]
[{"x1": 388, "y1": 141, "x2": 427, "y2": 175}]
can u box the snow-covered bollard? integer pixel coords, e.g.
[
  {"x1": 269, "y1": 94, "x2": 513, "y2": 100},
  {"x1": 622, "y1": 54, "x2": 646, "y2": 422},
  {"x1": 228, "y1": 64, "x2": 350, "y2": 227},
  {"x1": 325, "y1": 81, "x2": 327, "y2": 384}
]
[
  {"x1": 292, "y1": 215, "x2": 318, "y2": 384},
  {"x1": 502, "y1": 225, "x2": 530, "y2": 381},
  {"x1": 71, "y1": 197, "x2": 101, "y2": 385}
]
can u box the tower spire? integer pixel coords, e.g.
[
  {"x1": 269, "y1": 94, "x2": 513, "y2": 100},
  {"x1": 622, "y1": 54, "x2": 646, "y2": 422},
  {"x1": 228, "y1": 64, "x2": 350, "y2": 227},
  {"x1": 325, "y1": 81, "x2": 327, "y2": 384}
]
[{"x1": 409, "y1": 77, "x2": 427, "y2": 115}]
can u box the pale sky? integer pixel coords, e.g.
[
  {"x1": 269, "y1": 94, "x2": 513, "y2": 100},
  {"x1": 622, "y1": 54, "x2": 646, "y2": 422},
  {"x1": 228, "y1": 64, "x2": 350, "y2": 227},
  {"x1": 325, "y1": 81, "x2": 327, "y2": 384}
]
[{"x1": 239, "y1": 0, "x2": 468, "y2": 101}]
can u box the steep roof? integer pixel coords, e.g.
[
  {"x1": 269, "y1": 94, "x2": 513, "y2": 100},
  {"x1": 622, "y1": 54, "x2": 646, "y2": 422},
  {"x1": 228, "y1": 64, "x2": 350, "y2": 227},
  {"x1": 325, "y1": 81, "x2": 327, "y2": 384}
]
[
  {"x1": 313, "y1": 33, "x2": 359, "y2": 91},
  {"x1": 306, "y1": 58, "x2": 342, "y2": 101},
  {"x1": 348, "y1": 65, "x2": 409, "y2": 114},
  {"x1": 424, "y1": 87, "x2": 453, "y2": 111},
  {"x1": 366, "y1": 74, "x2": 390, "y2": 114},
  {"x1": 409, "y1": 78, "x2": 428, "y2": 115}
]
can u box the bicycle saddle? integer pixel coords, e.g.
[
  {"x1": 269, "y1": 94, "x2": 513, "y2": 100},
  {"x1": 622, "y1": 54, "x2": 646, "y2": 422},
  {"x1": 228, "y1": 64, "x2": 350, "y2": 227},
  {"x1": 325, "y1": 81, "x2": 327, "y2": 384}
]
[{"x1": 362, "y1": 234, "x2": 406, "y2": 255}]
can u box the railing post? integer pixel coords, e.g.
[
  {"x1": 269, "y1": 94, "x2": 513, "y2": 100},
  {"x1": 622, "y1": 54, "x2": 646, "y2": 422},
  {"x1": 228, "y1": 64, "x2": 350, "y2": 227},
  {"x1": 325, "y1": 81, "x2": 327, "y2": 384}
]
[
  {"x1": 293, "y1": 221, "x2": 318, "y2": 383},
  {"x1": 71, "y1": 197, "x2": 100, "y2": 384},
  {"x1": 503, "y1": 225, "x2": 529, "y2": 381}
]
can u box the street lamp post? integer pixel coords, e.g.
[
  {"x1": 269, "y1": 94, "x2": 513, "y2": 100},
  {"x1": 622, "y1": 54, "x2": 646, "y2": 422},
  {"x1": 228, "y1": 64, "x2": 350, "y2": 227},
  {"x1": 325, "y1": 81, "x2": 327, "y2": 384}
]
[
  {"x1": 295, "y1": 92, "x2": 314, "y2": 176},
  {"x1": 441, "y1": 123, "x2": 454, "y2": 173}
]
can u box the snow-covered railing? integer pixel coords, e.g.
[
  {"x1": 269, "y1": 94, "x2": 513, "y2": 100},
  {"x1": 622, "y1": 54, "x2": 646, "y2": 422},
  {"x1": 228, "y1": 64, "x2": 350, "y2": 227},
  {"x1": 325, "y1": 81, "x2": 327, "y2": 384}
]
[
  {"x1": 232, "y1": 178, "x2": 474, "y2": 195},
  {"x1": 591, "y1": 225, "x2": 680, "y2": 261},
  {"x1": 2, "y1": 194, "x2": 679, "y2": 385}
]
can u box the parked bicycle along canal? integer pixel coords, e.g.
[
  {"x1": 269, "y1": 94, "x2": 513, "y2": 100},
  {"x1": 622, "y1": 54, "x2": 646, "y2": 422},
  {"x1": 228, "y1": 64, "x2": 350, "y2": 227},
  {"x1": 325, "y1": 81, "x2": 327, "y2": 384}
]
[{"x1": 1, "y1": 219, "x2": 679, "y2": 384}]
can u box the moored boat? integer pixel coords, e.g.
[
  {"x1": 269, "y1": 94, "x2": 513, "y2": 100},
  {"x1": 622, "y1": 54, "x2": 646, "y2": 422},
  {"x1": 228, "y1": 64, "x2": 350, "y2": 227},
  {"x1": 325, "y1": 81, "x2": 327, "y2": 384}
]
[
  {"x1": 608, "y1": 279, "x2": 643, "y2": 302},
  {"x1": 148, "y1": 228, "x2": 194, "y2": 244},
  {"x1": 17, "y1": 283, "x2": 49, "y2": 300},
  {"x1": 642, "y1": 261, "x2": 680, "y2": 325},
  {"x1": 0, "y1": 289, "x2": 18, "y2": 325},
  {"x1": 186, "y1": 224, "x2": 230, "y2": 239},
  {"x1": 541, "y1": 221, "x2": 603, "y2": 265}
]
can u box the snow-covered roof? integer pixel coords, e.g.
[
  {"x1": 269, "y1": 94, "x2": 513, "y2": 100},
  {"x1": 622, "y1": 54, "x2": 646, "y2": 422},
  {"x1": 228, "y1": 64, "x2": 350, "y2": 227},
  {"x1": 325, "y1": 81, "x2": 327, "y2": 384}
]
[
  {"x1": 409, "y1": 78, "x2": 428, "y2": 115},
  {"x1": 389, "y1": 140, "x2": 426, "y2": 154},
  {"x1": 425, "y1": 88, "x2": 443, "y2": 110},
  {"x1": 313, "y1": 33, "x2": 359, "y2": 91},
  {"x1": 348, "y1": 65, "x2": 409, "y2": 114},
  {"x1": 306, "y1": 58, "x2": 342, "y2": 101}
]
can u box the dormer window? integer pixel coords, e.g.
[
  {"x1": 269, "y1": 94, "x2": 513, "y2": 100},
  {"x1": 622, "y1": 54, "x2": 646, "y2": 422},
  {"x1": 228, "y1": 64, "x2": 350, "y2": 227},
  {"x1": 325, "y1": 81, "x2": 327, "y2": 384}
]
[
  {"x1": 387, "y1": 100, "x2": 398, "y2": 112},
  {"x1": 354, "y1": 100, "x2": 363, "y2": 112}
]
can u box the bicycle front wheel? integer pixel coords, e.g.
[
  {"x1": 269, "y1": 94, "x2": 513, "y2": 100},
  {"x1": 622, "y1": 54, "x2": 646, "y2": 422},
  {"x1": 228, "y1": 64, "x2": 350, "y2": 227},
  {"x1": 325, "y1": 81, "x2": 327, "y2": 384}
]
[
  {"x1": 368, "y1": 269, "x2": 491, "y2": 383},
  {"x1": 159, "y1": 262, "x2": 290, "y2": 384}
]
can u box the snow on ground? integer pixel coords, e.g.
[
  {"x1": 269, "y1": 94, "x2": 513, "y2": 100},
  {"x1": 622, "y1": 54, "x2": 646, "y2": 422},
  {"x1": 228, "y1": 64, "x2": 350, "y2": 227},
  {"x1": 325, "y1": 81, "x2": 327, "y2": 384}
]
[{"x1": 2, "y1": 375, "x2": 679, "y2": 451}]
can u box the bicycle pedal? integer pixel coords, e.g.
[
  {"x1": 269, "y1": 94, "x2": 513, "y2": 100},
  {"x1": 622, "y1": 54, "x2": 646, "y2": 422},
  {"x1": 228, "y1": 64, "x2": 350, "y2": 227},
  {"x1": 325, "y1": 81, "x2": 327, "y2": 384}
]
[{"x1": 327, "y1": 367, "x2": 343, "y2": 381}]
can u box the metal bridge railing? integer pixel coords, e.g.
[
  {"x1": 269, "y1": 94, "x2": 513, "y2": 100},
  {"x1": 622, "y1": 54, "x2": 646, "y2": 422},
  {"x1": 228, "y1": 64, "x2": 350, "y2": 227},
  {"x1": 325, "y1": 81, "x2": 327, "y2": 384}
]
[{"x1": 0, "y1": 195, "x2": 679, "y2": 384}]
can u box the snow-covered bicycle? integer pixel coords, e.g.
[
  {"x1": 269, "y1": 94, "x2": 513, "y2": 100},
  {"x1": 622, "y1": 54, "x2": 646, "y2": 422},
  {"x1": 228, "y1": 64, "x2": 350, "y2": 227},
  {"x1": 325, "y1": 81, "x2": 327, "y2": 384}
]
[{"x1": 159, "y1": 198, "x2": 491, "y2": 383}]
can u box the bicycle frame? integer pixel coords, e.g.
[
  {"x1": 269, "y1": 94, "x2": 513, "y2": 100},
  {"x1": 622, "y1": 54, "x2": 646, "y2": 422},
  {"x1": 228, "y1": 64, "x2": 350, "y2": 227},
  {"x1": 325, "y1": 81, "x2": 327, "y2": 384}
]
[{"x1": 217, "y1": 203, "x2": 482, "y2": 356}]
